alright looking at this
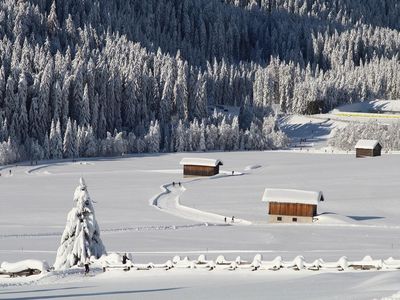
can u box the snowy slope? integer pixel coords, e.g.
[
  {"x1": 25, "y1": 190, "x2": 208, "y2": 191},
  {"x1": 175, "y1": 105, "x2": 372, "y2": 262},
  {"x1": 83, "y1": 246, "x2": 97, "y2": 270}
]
[
  {"x1": 280, "y1": 100, "x2": 400, "y2": 150},
  {"x1": 333, "y1": 100, "x2": 400, "y2": 113}
]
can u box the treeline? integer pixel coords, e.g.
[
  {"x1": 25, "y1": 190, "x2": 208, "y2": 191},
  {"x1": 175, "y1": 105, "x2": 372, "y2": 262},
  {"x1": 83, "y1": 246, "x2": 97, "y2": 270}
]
[{"x1": 0, "y1": 112, "x2": 288, "y2": 165}]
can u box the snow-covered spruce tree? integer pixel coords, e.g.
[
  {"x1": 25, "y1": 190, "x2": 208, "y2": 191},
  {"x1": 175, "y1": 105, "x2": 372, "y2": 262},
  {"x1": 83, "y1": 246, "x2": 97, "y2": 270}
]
[
  {"x1": 145, "y1": 120, "x2": 161, "y2": 153},
  {"x1": 49, "y1": 119, "x2": 63, "y2": 159},
  {"x1": 54, "y1": 178, "x2": 106, "y2": 270}
]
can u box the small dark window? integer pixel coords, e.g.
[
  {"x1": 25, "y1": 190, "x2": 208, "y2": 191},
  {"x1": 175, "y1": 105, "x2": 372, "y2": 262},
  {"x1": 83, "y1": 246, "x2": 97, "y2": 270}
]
[
  {"x1": 277, "y1": 216, "x2": 282, "y2": 221},
  {"x1": 292, "y1": 218, "x2": 298, "y2": 222}
]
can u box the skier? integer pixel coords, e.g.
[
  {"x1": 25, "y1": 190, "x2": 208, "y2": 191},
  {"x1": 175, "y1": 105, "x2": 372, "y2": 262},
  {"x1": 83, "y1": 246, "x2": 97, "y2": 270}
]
[
  {"x1": 224, "y1": 217, "x2": 227, "y2": 223},
  {"x1": 231, "y1": 216, "x2": 235, "y2": 223},
  {"x1": 84, "y1": 258, "x2": 90, "y2": 275},
  {"x1": 231, "y1": 171, "x2": 234, "y2": 175},
  {"x1": 122, "y1": 253, "x2": 128, "y2": 264},
  {"x1": 178, "y1": 182, "x2": 181, "y2": 187},
  {"x1": 9, "y1": 169, "x2": 11, "y2": 175},
  {"x1": 172, "y1": 182, "x2": 175, "y2": 187}
]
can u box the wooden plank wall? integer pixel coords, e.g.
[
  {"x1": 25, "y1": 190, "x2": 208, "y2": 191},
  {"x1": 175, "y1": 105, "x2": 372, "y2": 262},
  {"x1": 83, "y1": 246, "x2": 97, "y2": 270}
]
[
  {"x1": 269, "y1": 202, "x2": 316, "y2": 217},
  {"x1": 356, "y1": 148, "x2": 374, "y2": 157},
  {"x1": 183, "y1": 165, "x2": 219, "y2": 176}
]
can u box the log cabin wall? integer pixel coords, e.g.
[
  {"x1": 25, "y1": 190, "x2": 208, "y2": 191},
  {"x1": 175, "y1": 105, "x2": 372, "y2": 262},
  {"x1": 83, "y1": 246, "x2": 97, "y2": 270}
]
[
  {"x1": 269, "y1": 215, "x2": 313, "y2": 223},
  {"x1": 269, "y1": 202, "x2": 316, "y2": 217},
  {"x1": 356, "y1": 146, "x2": 381, "y2": 157},
  {"x1": 183, "y1": 165, "x2": 219, "y2": 176},
  {"x1": 356, "y1": 148, "x2": 373, "y2": 157}
]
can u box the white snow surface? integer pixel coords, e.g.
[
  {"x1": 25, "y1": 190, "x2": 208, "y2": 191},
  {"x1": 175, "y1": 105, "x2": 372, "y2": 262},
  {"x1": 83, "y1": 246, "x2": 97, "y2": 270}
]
[
  {"x1": 1, "y1": 152, "x2": 400, "y2": 299},
  {"x1": 0, "y1": 260, "x2": 49, "y2": 273},
  {"x1": 179, "y1": 158, "x2": 223, "y2": 167},
  {"x1": 244, "y1": 164, "x2": 262, "y2": 171},
  {"x1": 333, "y1": 100, "x2": 400, "y2": 113},
  {"x1": 355, "y1": 139, "x2": 380, "y2": 150},
  {"x1": 262, "y1": 188, "x2": 323, "y2": 205}
]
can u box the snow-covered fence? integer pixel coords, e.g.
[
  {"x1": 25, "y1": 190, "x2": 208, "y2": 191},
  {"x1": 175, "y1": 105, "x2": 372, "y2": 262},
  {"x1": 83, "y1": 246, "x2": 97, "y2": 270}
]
[
  {"x1": 4, "y1": 254, "x2": 399, "y2": 280},
  {"x1": 113, "y1": 254, "x2": 400, "y2": 273}
]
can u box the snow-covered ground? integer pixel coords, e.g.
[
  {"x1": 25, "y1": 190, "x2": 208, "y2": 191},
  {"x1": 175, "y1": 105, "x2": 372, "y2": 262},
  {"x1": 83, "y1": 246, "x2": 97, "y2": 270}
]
[
  {"x1": 1, "y1": 151, "x2": 400, "y2": 299},
  {"x1": 333, "y1": 100, "x2": 400, "y2": 114}
]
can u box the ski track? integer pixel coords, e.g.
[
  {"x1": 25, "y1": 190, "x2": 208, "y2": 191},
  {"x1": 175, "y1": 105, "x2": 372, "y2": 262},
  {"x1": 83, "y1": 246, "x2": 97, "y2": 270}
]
[
  {"x1": 2, "y1": 222, "x2": 400, "y2": 240},
  {"x1": 0, "y1": 223, "x2": 228, "y2": 240},
  {"x1": 25, "y1": 163, "x2": 176, "y2": 176},
  {"x1": 149, "y1": 170, "x2": 400, "y2": 230},
  {"x1": 151, "y1": 171, "x2": 252, "y2": 225}
]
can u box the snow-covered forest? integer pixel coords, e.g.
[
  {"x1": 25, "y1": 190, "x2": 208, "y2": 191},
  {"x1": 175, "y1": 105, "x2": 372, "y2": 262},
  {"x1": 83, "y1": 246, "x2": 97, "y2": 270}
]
[
  {"x1": 1, "y1": 0, "x2": 400, "y2": 163},
  {"x1": 329, "y1": 121, "x2": 400, "y2": 151}
]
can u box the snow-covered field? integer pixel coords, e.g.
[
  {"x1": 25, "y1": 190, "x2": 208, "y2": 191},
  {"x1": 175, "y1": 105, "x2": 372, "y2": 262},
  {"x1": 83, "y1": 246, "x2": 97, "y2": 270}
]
[{"x1": 1, "y1": 151, "x2": 400, "y2": 299}]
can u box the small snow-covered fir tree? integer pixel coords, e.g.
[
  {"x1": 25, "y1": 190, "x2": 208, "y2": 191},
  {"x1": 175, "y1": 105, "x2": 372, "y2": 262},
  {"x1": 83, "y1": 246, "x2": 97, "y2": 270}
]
[
  {"x1": 49, "y1": 119, "x2": 63, "y2": 159},
  {"x1": 54, "y1": 178, "x2": 106, "y2": 270}
]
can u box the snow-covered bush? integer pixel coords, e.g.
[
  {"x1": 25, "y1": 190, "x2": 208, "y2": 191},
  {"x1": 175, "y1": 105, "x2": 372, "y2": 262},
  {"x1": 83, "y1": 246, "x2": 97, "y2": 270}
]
[
  {"x1": 0, "y1": 260, "x2": 50, "y2": 274},
  {"x1": 0, "y1": 138, "x2": 18, "y2": 165},
  {"x1": 54, "y1": 178, "x2": 106, "y2": 270}
]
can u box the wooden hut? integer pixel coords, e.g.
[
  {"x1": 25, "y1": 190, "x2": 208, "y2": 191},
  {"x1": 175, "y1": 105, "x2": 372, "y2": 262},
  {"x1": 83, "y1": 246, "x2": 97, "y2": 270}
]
[
  {"x1": 355, "y1": 140, "x2": 382, "y2": 158},
  {"x1": 180, "y1": 158, "x2": 223, "y2": 177},
  {"x1": 262, "y1": 188, "x2": 324, "y2": 223}
]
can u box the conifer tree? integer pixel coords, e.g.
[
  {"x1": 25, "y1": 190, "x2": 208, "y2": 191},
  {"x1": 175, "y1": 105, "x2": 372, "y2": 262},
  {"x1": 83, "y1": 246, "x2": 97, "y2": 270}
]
[
  {"x1": 50, "y1": 119, "x2": 63, "y2": 159},
  {"x1": 54, "y1": 178, "x2": 106, "y2": 270}
]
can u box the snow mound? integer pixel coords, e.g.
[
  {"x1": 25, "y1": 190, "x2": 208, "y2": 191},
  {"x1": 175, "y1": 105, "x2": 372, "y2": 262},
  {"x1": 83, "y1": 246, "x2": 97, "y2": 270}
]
[
  {"x1": 98, "y1": 253, "x2": 124, "y2": 265},
  {"x1": 97, "y1": 252, "x2": 132, "y2": 267},
  {"x1": 0, "y1": 260, "x2": 50, "y2": 273},
  {"x1": 314, "y1": 213, "x2": 356, "y2": 225},
  {"x1": 244, "y1": 165, "x2": 262, "y2": 171}
]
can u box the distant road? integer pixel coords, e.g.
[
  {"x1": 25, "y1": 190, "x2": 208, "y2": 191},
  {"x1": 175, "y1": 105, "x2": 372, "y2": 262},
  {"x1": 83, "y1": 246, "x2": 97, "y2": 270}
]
[{"x1": 334, "y1": 112, "x2": 400, "y2": 119}]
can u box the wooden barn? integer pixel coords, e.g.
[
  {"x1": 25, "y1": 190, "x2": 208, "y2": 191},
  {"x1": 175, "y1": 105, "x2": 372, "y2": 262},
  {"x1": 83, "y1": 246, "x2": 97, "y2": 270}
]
[
  {"x1": 262, "y1": 188, "x2": 324, "y2": 223},
  {"x1": 180, "y1": 158, "x2": 223, "y2": 177},
  {"x1": 355, "y1": 140, "x2": 382, "y2": 158}
]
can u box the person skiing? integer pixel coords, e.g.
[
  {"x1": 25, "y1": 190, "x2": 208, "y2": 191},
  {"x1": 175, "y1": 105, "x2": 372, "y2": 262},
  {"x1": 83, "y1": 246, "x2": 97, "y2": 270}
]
[
  {"x1": 231, "y1": 216, "x2": 235, "y2": 223},
  {"x1": 224, "y1": 217, "x2": 227, "y2": 223},
  {"x1": 84, "y1": 258, "x2": 90, "y2": 275},
  {"x1": 122, "y1": 253, "x2": 128, "y2": 264}
]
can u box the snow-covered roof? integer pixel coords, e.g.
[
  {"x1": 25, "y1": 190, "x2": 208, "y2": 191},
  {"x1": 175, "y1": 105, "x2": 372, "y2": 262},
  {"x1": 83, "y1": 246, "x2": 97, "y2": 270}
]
[
  {"x1": 355, "y1": 139, "x2": 380, "y2": 150},
  {"x1": 262, "y1": 188, "x2": 324, "y2": 205},
  {"x1": 180, "y1": 158, "x2": 223, "y2": 167}
]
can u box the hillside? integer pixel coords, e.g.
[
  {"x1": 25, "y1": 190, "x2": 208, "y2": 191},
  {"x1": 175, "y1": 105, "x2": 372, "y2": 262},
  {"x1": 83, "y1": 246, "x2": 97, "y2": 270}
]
[{"x1": 1, "y1": 0, "x2": 400, "y2": 163}]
